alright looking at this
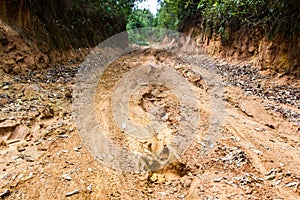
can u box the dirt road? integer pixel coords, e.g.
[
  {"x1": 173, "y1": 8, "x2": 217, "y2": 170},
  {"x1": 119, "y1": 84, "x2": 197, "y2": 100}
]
[{"x1": 0, "y1": 48, "x2": 299, "y2": 199}]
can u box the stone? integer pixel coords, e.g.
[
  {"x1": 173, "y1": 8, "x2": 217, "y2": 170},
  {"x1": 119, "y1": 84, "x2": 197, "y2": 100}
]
[
  {"x1": 265, "y1": 173, "x2": 276, "y2": 181},
  {"x1": 150, "y1": 173, "x2": 166, "y2": 184},
  {"x1": 66, "y1": 190, "x2": 79, "y2": 197},
  {"x1": 41, "y1": 106, "x2": 54, "y2": 119},
  {"x1": 0, "y1": 189, "x2": 10, "y2": 198},
  {"x1": 87, "y1": 183, "x2": 92, "y2": 192},
  {"x1": 2, "y1": 85, "x2": 9, "y2": 90},
  {"x1": 17, "y1": 146, "x2": 26, "y2": 152},
  {"x1": 0, "y1": 140, "x2": 7, "y2": 149},
  {"x1": 22, "y1": 84, "x2": 42, "y2": 101},
  {"x1": 214, "y1": 177, "x2": 223, "y2": 182},
  {"x1": 8, "y1": 125, "x2": 30, "y2": 140},
  {"x1": 62, "y1": 174, "x2": 72, "y2": 181}
]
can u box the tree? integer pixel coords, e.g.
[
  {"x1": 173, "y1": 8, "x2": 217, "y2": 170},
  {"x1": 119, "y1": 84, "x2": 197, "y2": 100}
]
[{"x1": 126, "y1": 8, "x2": 155, "y2": 30}]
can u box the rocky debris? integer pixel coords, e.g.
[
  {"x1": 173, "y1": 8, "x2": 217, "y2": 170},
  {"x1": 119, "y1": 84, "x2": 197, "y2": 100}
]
[
  {"x1": 264, "y1": 103, "x2": 300, "y2": 123},
  {"x1": 221, "y1": 149, "x2": 250, "y2": 167},
  {"x1": 214, "y1": 64, "x2": 300, "y2": 123},
  {"x1": 16, "y1": 64, "x2": 78, "y2": 84},
  {"x1": 187, "y1": 55, "x2": 299, "y2": 123}
]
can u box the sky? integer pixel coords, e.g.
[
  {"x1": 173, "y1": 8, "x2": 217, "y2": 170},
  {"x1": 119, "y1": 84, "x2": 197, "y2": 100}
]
[{"x1": 135, "y1": 0, "x2": 160, "y2": 15}]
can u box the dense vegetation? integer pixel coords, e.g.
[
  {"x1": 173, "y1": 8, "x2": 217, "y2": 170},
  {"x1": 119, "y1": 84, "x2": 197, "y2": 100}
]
[
  {"x1": 126, "y1": 8, "x2": 155, "y2": 29},
  {"x1": 194, "y1": 0, "x2": 300, "y2": 39},
  {"x1": 126, "y1": 0, "x2": 300, "y2": 40}
]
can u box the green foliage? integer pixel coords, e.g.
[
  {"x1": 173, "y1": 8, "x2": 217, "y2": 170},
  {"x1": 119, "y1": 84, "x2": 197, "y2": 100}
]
[
  {"x1": 73, "y1": 0, "x2": 136, "y2": 28},
  {"x1": 126, "y1": 8, "x2": 155, "y2": 45},
  {"x1": 154, "y1": 0, "x2": 199, "y2": 30},
  {"x1": 150, "y1": 0, "x2": 299, "y2": 40},
  {"x1": 92, "y1": 0, "x2": 136, "y2": 18},
  {"x1": 196, "y1": 0, "x2": 300, "y2": 39},
  {"x1": 126, "y1": 8, "x2": 155, "y2": 29},
  {"x1": 155, "y1": 0, "x2": 180, "y2": 30}
]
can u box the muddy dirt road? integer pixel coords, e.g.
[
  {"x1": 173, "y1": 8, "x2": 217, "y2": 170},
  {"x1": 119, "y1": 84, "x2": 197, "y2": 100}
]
[{"x1": 0, "y1": 48, "x2": 299, "y2": 199}]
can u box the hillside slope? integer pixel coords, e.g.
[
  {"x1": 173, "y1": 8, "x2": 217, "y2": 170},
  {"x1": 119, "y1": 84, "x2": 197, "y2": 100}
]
[{"x1": 0, "y1": 0, "x2": 127, "y2": 73}]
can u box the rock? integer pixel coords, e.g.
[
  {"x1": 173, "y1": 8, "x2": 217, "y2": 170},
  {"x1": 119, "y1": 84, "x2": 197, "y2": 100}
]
[
  {"x1": 58, "y1": 135, "x2": 69, "y2": 138},
  {"x1": 150, "y1": 173, "x2": 166, "y2": 184},
  {"x1": 252, "y1": 149, "x2": 263, "y2": 155},
  {"x1": 2, "y1": 85, "x2": 9, "y2": 90},
  {"x1": 8, "y1": 125, "x2": 30, "y2": 140},
  {"x1": 245, "y1": 187, "x2": 253, "y2": 194},
  {"x1": 121, "y1": 122, "x2": 126, "y2": 129},
  {"x1": 62, "y1": 174, "x2": 72, "y2": 181},
  {"x1": 25, "y1": 156, "x2": 34, "y2": 162},
  {"x1": 285, "y1": 182, "x2": 299, "y2": 187},
  {"x1": 22, "y1": 84, "x2": 42, "y2": 101},
  {"x1": 0, "y1": 119, "x2": 20, "y2": 130},
  {"x1": 272, "y1": 180, "x2": 282, "y2": 186},
  {"x1": 265, "y1": 173, "x2": 276, "y2": 181},
  {"x1": 37, "y1": 145, "x2": 49, "y2": 151},
  {"x1": 0, "y1": 140, "x2": 8, "y2": 150},
  {"x1": 222, "y1": 150, "x2": 250, "y2": 167},
  {"x1": 73, "y1": 147, "x2": 79, "y2": 152},
  {"x1": 65, "y1": 89, "x2": 72, "y2": 99},
  {"x1": 214, "y1": 177, "x2": 223, "y2": 182},
  {"x1": 66, "y1": 189, "x2": 79, "y2": 197},
  {"x1": 161, "y1": 113, "x2": 169, "y2": 122},
  {"x1": 0, "y1": 189, "x2": 10, "y2": 198},
  {"x1": 41, "y1": 106, "x2": 54, "y2": 119},
  {"x1": 17, "y1": 146, "x2": 26, "y2": 152},
  {"x1": 87, "y1": 183, "x2": 92, "y2": 192}
]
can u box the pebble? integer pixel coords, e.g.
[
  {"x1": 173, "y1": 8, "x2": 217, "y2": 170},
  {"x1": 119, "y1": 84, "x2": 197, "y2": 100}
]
[
  {"x1": 2, "y1": 85, "x2": 9, "y2": 90},
  {"x1": 121, "y1": 122, "x2": 127, "y2": 129},
  {"x1": 272, "y1": 180, "x2": 282, "y2": 186},
  {"x1": 73, "y1": 147, "x2": 79, "y2": 152},
  {"x1": 58, "y1": 135, "x2": 69, "y2": 138},
  {"x1": 245, "y1": 186, "x2": 253, "y2": 194},
  {"x1": 62, "y1": 174, "x2": 72, "y2": 181},
  {"x1": 65, "y1": 189, "x2": 79, "y2": 197},
  {"x1": 214, "y1": 177, "x2": 223, "y2": 182},
  {"x1": 17, "y1": 146, "x2": 26, "y2": 152},
  {"x1": 265, "y1": 173, "x2": 276, "y2": 181},
  {"x1": 150, "y1": 173, "x2": 166, "y2": 184},
  {"x1": 87, "y1": 183, "x2": 92, "y2": 192},
  {"x1": 0, "y1": 189, "x2": 10, "y2": 198},
  {"x1": 285, "y1": 182, "x2": 299, "y2": 187},
  {"x1": 252, "y1": 149, "x2": 263, "y2": 155}
]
